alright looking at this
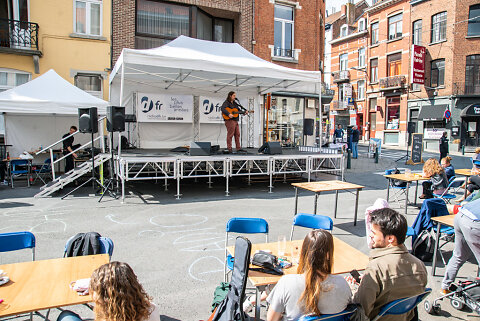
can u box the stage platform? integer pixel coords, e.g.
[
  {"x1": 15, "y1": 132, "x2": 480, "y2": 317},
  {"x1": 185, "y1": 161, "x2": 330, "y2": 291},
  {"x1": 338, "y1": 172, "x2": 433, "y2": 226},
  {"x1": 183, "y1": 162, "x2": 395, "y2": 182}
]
[{"x1": 115, "y1": 147, "x2": 345, "y2": 201}]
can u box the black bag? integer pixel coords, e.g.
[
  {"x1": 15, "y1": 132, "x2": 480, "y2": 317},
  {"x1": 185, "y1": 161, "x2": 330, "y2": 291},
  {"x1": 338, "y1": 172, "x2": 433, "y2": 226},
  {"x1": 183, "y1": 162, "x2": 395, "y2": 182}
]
[
  {"x1": 251, "y1": 251, "x2": 284, "y2": 276},
  {"x1": 412, "y1": 229, "x2": 435, "y2": 262},
  {"x1": 393, "y1": 169, "x2": 407, "y2": 188}
]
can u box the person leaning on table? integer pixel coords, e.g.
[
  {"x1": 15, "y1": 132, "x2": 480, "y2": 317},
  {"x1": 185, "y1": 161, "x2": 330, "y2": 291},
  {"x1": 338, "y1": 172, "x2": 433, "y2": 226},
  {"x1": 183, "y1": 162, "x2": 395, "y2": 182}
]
[
  {"x1": 266, "y1": 230, "x2": 352, "y2": 321},
  {"x1": 441, "y1": 198, "x2": 480, "y2": 294},
  {"x1": 57, "y1": 261, "x2": 160, "y2": 321},
  {"x1": 347, "y1": 208, "x2": 428, "y2": 321}
]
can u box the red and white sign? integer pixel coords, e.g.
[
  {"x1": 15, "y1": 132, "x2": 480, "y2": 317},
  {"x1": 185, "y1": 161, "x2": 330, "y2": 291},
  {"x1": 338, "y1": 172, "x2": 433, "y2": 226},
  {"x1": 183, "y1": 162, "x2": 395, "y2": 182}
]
[{"x1": 411, "y1": 45, "x2": 426, "y2": 85}]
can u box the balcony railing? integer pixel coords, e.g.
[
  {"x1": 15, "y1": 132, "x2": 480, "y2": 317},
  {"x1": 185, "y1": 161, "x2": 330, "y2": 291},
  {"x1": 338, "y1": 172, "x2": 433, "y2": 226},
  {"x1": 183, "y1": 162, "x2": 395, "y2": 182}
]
[
  {"x1": 331, "y1": 100, "x2": 348, "y2": 110},
  {"x1": 333, "y1": 70, "x2": 350, "y2": 83},
  {"x1": 273, "y1": 47, "x2": 295, "y2": 58},
  {"x1": 453, "y1": 82, "x2": 480, "y2": 96},
  {"x1": 379, "y1": 75, "x2": 406, "y2": 90},
  {"x1": 0, "y1": 18, "x2": 39, "y2": 50}
]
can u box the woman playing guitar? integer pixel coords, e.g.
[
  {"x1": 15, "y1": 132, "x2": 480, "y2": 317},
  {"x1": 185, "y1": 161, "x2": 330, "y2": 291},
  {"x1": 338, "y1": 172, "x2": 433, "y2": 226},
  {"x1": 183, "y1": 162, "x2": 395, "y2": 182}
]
[{"x1": 221, "y1": 91, "x2": 249, "y2": 153}]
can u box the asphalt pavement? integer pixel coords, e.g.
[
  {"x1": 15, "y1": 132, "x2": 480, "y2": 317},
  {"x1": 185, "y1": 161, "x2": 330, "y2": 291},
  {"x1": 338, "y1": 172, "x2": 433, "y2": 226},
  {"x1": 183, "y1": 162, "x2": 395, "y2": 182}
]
[{"x1": 0, "y1": 147, "x2": 478, "y2": 321}]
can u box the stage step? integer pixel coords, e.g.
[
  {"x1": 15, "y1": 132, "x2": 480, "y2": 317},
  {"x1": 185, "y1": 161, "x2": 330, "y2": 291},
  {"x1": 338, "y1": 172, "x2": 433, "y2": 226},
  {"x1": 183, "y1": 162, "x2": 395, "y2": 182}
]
[{"x1": 35, "y1": 153, "x2": 112, "y2": 198}]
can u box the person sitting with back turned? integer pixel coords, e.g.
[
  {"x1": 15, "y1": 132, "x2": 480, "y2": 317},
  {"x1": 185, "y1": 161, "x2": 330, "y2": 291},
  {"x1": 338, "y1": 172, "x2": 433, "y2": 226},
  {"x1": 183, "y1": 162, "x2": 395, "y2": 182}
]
[
  {"x1": 441, "y1": 156, "x2": 455, "y2": 181},
  {"x1": 419, "y1": 158, "x2": 448, "y2": 199},
  {"x1": 57, "y1": 261, "x2": 160, "y2": 321},
  {"x1": 348, "y1": 208, "x2": 428, "y2": 321},
  {"x1": 266, "y1": 230, "x2": 352, "y2": 321}
]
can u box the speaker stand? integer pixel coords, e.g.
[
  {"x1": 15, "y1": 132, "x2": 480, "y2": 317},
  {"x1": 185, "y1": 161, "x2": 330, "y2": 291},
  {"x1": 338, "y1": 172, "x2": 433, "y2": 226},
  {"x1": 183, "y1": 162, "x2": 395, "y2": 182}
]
[
  {"x1": 395, "y1": 133, "x2": 411, "y2": 164},
  {"x1": 98, "y1": 133, "x2": 119, "y2": 202}
]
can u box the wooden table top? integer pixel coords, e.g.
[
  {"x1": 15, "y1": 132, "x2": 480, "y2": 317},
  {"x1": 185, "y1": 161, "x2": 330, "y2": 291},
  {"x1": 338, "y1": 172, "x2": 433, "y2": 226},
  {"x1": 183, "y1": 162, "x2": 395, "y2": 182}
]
[
  {"x1": 0, "y1": 254, "x2": 109, "y2": 317},
  {"x1": 431, "y1": 214, "x2": 455, "y2": 227},
  {"x1": 291, "y1": 180, "x2": 364, "y2": 193},
  {"x1": 383, "y1": 173, "x2": 429, "y2": 182},
  {"x1": 455, "y1": 169, "x2": 479, "y2": 177},
  {"x1": 228, "y1": 237, "x2": 369, "y2": 287}
]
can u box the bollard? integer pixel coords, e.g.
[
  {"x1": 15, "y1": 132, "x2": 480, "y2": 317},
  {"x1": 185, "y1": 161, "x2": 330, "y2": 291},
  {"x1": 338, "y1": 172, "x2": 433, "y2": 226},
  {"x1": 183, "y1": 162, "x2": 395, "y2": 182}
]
[
  {"x1": 347, "y1": 149, "x2": 352, "y2": 169},
  {"x1": 462, "y1": 145, "x2": 465, "y2": 156},
  {"x1": 374, "y1": 146, "x2": 379, "y2": 163}
]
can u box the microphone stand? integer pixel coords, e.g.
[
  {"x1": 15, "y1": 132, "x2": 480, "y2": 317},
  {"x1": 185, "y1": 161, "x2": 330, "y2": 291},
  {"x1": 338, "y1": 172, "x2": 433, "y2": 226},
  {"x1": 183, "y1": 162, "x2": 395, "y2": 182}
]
[{"x1": 234, "y1": 99, "x2": 248, "y2": 154}]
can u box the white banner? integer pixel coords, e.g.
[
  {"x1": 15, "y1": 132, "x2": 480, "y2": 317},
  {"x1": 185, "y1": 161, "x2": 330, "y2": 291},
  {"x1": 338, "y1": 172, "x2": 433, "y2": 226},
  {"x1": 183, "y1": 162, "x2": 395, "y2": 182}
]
[
  {"x1": 137, "y1": 93, "x2": 193, "y2": 123},
  {"x1": 199, "y1": 96, "x2": 248, "y2": 123},
  {"x1": 424, "y1": 128, "x2": 444, "y2": 140}
]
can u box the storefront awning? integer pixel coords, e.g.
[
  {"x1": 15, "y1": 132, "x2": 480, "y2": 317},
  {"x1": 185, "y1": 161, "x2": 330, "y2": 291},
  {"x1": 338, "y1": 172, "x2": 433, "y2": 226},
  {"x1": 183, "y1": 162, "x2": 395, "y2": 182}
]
[
  {"x1": 418, "y1": 104, "x2": 448, "y2": 121},
  {"x1": 460, "y1": 104, "x2": 480, "y2": 117}
]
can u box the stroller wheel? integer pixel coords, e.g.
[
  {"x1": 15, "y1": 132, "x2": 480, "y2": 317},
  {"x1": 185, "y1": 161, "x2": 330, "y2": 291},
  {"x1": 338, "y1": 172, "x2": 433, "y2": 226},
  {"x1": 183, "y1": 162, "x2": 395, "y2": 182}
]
[
  {"x1": 425, "y1": 300, "x2": 440, "y2": 315},
  {"x1": 450, "y1": 299, "x2": 465, "y2": 310}
]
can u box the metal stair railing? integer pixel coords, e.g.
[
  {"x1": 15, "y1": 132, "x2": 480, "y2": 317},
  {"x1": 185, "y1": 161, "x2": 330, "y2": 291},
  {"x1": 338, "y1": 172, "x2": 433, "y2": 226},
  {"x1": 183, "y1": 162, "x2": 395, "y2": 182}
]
[{"x1": 35, "y1": 116, "x2": 106, "y2": 181}]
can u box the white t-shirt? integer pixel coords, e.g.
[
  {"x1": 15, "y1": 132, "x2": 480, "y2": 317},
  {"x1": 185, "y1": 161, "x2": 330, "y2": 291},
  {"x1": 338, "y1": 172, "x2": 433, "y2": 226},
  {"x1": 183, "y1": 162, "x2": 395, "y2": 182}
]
[
  {"x1": 146, "y1": 303, "x2": 160, "y2": 321},
  {"x1": 266, "y1": 274, "x2": 351, "y2": 321}
]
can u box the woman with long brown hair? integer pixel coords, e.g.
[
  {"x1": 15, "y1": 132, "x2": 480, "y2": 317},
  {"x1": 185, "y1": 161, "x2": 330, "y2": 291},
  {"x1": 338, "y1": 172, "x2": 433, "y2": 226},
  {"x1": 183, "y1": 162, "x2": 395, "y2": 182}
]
[
  {"x1": 57, "y1": 262, "x2": 159, "y2": 321},
  {"x1": 420, "y1": 158, "x2": 448, "y2": 199},
  {"x1": 266, "y1": 230, "x2": 351, "y2": 321}
]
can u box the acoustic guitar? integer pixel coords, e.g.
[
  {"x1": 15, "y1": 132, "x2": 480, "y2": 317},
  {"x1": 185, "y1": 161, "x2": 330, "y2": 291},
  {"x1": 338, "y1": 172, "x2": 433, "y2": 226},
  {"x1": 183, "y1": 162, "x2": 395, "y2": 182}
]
[{"x1": 222, "y1": 107, "x2": 254, "y2": 120}]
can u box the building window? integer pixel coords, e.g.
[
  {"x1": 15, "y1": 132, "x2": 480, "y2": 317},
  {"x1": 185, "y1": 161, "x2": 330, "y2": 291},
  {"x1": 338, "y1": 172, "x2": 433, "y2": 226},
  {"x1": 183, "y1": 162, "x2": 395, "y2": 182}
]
[
  {"x1": 388, "y1": 13, "x2": 402, "y2": 40},
  {"x1": 340, "y1": 53, "x2": 348, "y2": 71},
  {"x1": 430, "y1": 59, "x2": 445, "y2": 87},
  {"x1": 386, "y1": 96, "x2": 400, "y2": 130},
  {"x1": 357, "y1": 80, "x2": 365, "y2": 100},
  {"x1": 387, "y1": 53, "x2": 402, "y2": 76},
  {"x1": 370, "y1": 58, "x2": 378, "y2": 83},
  {"x1": 358, "y1": 18, "x2": 366, "y2": 32},
  {"x1": 74, "y1": 74, "x2": 103, "y2": 98},
  {"x1": 0, "y1": 69, "x2": 30, "y2": 92},
  {"x1": 135, "y1": 1, "x2": 233, "y2": 49},
  {"x1": 468, "y1": 4, "x2": 480, "y2": 36},
  {"x1": 431, "y1": 12, "x2": 447, "y2": 43},
  {"x1": 358, "y1": 48, "x2": 365, "y2": 68},
  {"x1": 465, "y1": 55, "x2": 480, "y2": 94},
  {"x1": 413, "y1": 20, "x2": 422, "y2": 45},
  {"x1": 369, "y1": 97, "x2": 377, "y2": 111},
  {"x1": 274, "y1": 4, "x2": 294, "y2": 57},
  {"x1": 74, "y1": 0, "x2": 102, "y2": 36},
  {"x1": 371, "y1": 22, "x2": 379, "y2": 45},
  {"x1": 340, "y1": 24, "x2": 348, "y2": 37}
]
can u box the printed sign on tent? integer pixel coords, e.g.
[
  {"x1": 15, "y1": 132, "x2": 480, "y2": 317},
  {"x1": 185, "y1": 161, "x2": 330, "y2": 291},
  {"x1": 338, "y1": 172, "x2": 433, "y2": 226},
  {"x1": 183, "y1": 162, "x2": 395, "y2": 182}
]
[
  {"x1": 137, "y1": 93, "x2": 193, "y2": 123},
  {"x1": 199, "y1": 96, "x2": 248, "y2": 123}
]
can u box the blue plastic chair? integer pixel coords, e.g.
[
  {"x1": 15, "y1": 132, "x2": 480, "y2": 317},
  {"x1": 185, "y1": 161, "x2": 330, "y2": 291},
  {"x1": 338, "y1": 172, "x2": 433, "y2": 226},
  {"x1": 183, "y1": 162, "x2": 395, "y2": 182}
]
[
  {"x1": 472, "y1": 157, "x2": 480, "y2": 169},
  {"x1": 298, "y1": 304, "x2": 358, "y2": 321},
  {"x1": 385, "y1": 169, "x2": 407, "y2": 206},
  {"x1": 10, "y1": 159, "x2": 30, "y2": 188},
  {"x1": 290, "y1": 214, "x2": 333, "y2": 240},
  {"x1": 224, "y1": 218, "x2": 269, "y2": 281},
  {"x1": 433, "y1": 179, "x2": 464, "y2": 204},
  {"x1": 371, "y1": 288, "x2": 432, "y2": 321},
  {"x1": 0, "y1": 231, "x2": 36, "y2": 260}
]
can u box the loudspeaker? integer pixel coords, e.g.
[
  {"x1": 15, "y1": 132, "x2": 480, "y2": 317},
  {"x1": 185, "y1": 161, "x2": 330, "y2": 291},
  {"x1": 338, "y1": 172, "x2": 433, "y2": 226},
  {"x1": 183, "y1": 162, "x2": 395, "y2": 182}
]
[
  {"x1": 303, "y1": 118, "x2": 314, "y2": 136},
  {"x1": 107, "y1": 106, "x2": 126, "y2": 132},
  {"x1": 407, "y1": 121, "x2": 416, "y2": 134},
  {"x1": 258, "y1": 142, "x2": 282, "y2": 155},
  {"x1": 78, "y1": 107, "x2": 98, "y2": 133},
  {"x1": 190, "y1": 142, "x2": 211, "y2": 156}
]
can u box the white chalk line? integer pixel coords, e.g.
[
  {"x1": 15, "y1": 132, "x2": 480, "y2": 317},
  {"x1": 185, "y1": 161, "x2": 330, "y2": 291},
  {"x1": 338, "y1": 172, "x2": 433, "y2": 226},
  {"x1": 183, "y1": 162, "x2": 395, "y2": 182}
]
[{"x1": 188, "y1": 256, "x2": 224, "y2": 282}]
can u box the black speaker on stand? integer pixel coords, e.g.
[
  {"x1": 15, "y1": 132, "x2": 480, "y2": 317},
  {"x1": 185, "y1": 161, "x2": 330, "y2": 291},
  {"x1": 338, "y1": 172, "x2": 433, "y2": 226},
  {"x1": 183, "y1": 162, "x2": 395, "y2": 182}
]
[
  {"x1": 62, "y1": 107, "x2": 114, "y2": 200},
  {"x1": 98, "y1": 106, "x2": 125, "y2": 202}
]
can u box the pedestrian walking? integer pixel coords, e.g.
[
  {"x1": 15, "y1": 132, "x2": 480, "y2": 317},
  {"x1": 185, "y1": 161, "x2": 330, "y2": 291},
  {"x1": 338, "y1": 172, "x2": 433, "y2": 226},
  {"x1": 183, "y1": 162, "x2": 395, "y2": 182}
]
[
  {"x1": 333, "y1": 125, "x2": 344, "y2": 143},
  {"x1": 439, "y1": 131, "x2": 449, "y2": 161},
  {"x1": 352, "y1": 126, "x2": 360, "y2": 159}
]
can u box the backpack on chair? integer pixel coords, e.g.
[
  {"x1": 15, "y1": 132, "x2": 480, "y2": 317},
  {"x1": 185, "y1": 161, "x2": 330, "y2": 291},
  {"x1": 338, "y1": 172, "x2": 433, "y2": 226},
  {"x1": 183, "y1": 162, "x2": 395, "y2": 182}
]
[{"x1": 412, "y1": 229, "x2": 435, "y2": 262}]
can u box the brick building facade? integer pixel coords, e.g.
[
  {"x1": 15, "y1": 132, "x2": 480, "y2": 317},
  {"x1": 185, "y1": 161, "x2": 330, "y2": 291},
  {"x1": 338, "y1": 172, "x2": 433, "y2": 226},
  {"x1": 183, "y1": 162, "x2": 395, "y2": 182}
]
[{"x1": 408, "y1": 0, "x2": 480, "y2": 152}]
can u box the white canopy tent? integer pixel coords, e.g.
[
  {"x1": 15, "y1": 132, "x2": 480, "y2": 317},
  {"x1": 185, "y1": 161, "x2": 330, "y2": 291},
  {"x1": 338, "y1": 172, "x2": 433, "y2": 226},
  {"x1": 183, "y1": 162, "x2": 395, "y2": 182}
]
[
  {"x1": 0, "y1": 69, "x2": 108, "y2": 157},
  {"x1": 109, "y1": 36, "x2": 323, "y2": 149}
]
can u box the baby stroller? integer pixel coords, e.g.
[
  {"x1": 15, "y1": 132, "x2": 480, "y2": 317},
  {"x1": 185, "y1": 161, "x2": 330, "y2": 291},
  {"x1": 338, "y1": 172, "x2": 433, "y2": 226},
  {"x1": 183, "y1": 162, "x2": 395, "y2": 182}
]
[{"x1": 424, "y1": 277, "x2": 480, "y2": 315}]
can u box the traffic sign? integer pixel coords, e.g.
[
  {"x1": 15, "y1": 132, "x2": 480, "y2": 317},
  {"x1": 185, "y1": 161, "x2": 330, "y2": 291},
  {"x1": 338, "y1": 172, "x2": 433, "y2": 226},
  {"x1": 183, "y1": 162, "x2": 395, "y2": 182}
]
[{"x1": 444, "y1": 109, "x2": 451, "y2": 120}]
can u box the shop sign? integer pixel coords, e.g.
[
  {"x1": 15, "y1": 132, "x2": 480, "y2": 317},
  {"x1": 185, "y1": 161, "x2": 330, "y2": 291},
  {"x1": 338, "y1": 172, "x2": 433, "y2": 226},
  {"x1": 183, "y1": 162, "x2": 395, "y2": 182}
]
[
  {"x1": 331, "y1": 111, "x2": 338, "y2": 115},
  {"x1": 347, "y1": 97, "x2": 354, "y2": 105},
  {"x1": 452, "y1": 126, "x2": 460, "y2": 136},
  {"x1": 344, "y1": 83, "x2": 353, "y2": 98},
  {"x1": 424, "y1": 128, "x2": 444, "y2": 140},
  {"x1": 411, "y1": 45, "x2": 426, "y2": 85}
]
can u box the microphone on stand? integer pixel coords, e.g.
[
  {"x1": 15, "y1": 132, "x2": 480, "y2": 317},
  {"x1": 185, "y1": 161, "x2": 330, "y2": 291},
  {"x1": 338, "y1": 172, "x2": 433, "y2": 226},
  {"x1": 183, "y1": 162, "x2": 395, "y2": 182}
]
[{"x1": 234, "y1": 98, "x2": 246, "y2": 112}]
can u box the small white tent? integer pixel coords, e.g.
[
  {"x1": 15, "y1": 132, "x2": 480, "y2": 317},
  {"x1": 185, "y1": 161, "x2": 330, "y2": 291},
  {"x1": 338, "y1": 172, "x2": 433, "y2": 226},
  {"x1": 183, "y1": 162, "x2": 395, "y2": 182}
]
[
  {"x1": 0, "y1": 69, "x2": 108, "y2": 157},
  {"x1": 109, "y1": 36, "x2": 322, "y2": 148}
]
